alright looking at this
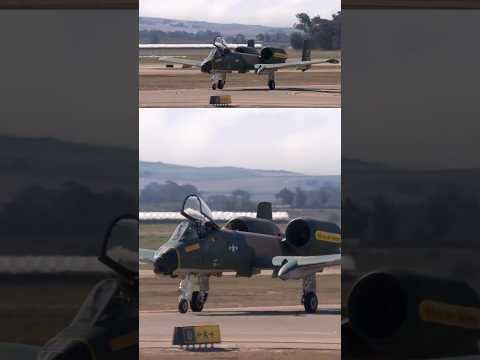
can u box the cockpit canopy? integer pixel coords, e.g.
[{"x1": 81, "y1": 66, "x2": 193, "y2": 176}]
[
  {"x1": 212, "y1": 36, "x2": 231, "y2": 55},
  {"x1": 181, "y1": 194, "x2": 214, "y2": 223},
  {"x1": 168, "y1": 220, "x2": 202, "y2": 244},
  {"x1": 213, "y1": 36, "x2": 229, "y2": 50}
]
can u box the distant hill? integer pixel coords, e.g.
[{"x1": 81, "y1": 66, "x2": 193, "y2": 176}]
[
  {"x1": 139, "y1": 17, "x2": 292, "y2": 38},
  {"x1": 0, "y1": 135, "x2": 137, "y2": 202},
  {"x1": 139, "y1": 161, "x2": 340, "y2": 200}
]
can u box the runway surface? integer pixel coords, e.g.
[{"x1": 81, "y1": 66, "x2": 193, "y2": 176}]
[
  {"x1": 140, "y1": 304, "x2": 340, "y2": 351},
  {"x1": 139, "y1": 65, "x2": 341, "y2": 107},
  {"x1": 140, "y1": 85, "x2": 340, "y2": 108}
]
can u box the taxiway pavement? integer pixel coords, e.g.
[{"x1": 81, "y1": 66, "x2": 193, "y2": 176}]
[{"x1": 140, "y1": 304, "x2": 340, "y2": 351}]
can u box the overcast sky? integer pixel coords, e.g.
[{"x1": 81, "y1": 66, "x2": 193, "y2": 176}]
[
  {"x1": 140, "y1": 108, "x2": 340, "y2": 176},
  {"x1": 140, "y1": 0, "x2": 340, "y2": 27}
]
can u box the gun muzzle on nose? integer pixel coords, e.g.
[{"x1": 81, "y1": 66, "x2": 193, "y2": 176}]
[{"x1": 154, "y1": 249, "x2": 178, "y2": 275}]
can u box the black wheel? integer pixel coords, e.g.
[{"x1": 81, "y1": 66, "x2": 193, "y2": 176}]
[
  {"x1": 178, "y1": 298, "x2": 189, "y2": 313},
  {"x1": 268, "y1": 80, "x2": 275, "y2": 90},
  {"x1": 212, "y1": 83, "x2": 217, "y2": 90},
  {"x1": 190, "y1": 291, "x2": 207, "y2": 312},
  {"x1": 303, "y1": 292, "x2": 318, "y2": 313},
  {"x1": 217, "y1": 80, "x2": 225, "y2": 90}
]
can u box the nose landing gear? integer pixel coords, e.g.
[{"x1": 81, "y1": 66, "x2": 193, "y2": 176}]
[
  {"x1": 211, "y1": 73, "x2": 226, "y2": 90},
  {"x1": 178, "y1": 273, "x2": 210, "y2": 313}
]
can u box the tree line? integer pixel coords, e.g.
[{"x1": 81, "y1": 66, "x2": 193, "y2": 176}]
[
  {"x1": 140, "y1": 12, "x2": 341, "y2": 50},
  {"x1": 275, "y1": 184, "x2": 341, "y2": 209},
  {"x1": 140, "y1": 181, "x2": 340, "y2": 211}
]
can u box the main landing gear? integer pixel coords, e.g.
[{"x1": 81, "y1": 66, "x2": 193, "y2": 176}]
[
  {"x1": 177, "y1": 273, "x2": 209, "y2": 313},
  {"x1": 301, "y1": 274, "x2": 318, "y2": 313},
  {"x1": 267, "y1": 71, "x2": 276, "y2": 90}
]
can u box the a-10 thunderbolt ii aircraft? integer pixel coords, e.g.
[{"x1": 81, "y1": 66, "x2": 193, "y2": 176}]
[
  {"x1": 140, "y1": 194, "x2": 341, "y2": 314},
  {"x1": 157, "y1": 36, "x2": 339, "y2": 90}
]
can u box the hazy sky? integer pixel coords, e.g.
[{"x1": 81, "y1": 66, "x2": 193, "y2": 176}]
[
  {"x1": 140, "y1": 108, "x2": 340, "y2": 176},
  {"x1": 140, "y1": 0, "x2": 340, "y2": 27}
]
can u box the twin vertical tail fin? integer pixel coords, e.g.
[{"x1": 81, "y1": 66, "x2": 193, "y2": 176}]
[
  {"x1": 257, "y1": 202, "x2": 273, "y2": 221},
  {"x1": 301, "y1": 39, "x2": 312, "y2": 62}
]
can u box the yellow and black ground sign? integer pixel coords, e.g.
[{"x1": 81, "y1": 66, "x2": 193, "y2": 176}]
[
  {"x1": 172, "y1": 325, "x2": 221, "y2": 346},
  {"x1": 209, "y1": 95, "x2": 232, "y2": 107}
]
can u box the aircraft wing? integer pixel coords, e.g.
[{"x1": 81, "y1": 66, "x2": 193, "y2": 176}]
[
  {"x1": 140, "y1": 248, "x2": 156, "y2": 264},
  {"x1": 157, "y1": 56, "x2": 202, "y2": 67},
  {"x1": 272, "y1": 254, "x2": 341, "y2": 280},
  {"x1": 0, "y1": 343, "x2": 39, "y2": 360},
  {"x1": 255, "y1": 58, "x2": 339, "y2": 74}
]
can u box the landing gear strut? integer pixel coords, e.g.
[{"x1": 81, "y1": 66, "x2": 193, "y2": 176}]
[
  {"x1": 302, "y1": 274, "x2": 318, "y2": 313},
  {"x1": 267, "y1": 71, "x2": 276, "y2": 90},
  {"x1": 178, "y1": 273, "x2": 209, "y2": 313}
]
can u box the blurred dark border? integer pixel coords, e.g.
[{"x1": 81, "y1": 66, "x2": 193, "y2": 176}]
[
  {"x1": 343, "y1": 0, "x2": 480, "y2": 9},
  {"x1": 0, "y1": 0, "x2": 137, "y2": 9}
]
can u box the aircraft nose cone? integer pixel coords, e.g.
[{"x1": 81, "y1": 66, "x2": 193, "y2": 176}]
[{"x1": 154, "y1": 249, "x2": 178, "y2": 275}]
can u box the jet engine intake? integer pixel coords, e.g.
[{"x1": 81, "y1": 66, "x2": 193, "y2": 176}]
[
  {"x1": 345, "y1": 270, "x2": 480, "y2": 358},
  {"x1": 284, "y1": 218, "x2": 340, "y2": 255}
]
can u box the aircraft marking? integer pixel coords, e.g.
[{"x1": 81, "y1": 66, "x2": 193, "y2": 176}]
[
  {"x1": 315, "y1": 230, "x2": 341, "y2": 243},
  {"x1": 419, "y1": 300, "x2": 480, "y2": 329},
  {"x1": 109, "y1": 331, "x2": 139, "y2": 351},
  {"x1": 185, "y1": 243, "x2": 200, "y2": 253}
]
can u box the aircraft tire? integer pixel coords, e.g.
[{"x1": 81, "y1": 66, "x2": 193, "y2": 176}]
[
  {"x1": 217, "y1": 80, "x2": 225, "y2": 90},
  {"x1": 303, "y1": 292, "x2": 318, "y2": 313},
  {"x1": 178, "y1": 299, "x2": 189, "y2": 313},
  {"x1": 268, "y1": 80, "x2": 275, "y2": 90},
  {"x1": 190, "y1": 291, "x2": 206, "y2": 312}
]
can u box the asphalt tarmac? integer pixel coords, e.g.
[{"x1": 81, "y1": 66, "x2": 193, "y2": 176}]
[
  {"x1": 140, "y1": 304, "x2": 341, "y2": 351},
  {"x1": 140, "y1": 269, "x2": 340, "y2": 359},
  {"x1": 139, "y1": 66, "x2": 341, "y2": 107}
]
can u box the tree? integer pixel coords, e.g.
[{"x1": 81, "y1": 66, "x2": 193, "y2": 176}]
[
  {"x1": 290, "y1": 31, "x2": 304, "y2": 50},
  {"x1": 294, "y1": 187, "x2": 307, "y2": 208},
  {"x1": 275, "y1": 188, "x2": 295, "y2": 205},
  {"x1": 256, "y1": 33, "x2": 265, "y2": 42},
  {"x1": 293, "y1": 12, "x2": 341, "y2": 50}
]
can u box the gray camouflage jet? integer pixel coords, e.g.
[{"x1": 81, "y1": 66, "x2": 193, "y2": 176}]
[
  {"x1": 157, "y1": 36, "x2": 339, "y2": 90},
  {"x1": 140, "y1": 194, "x2": 341, "y2": 314}
]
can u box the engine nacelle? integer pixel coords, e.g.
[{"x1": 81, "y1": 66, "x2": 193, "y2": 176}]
[
  {"x1": 345, "y1": 270, "x2": 480, "y2": 358},
  {"x1": 224, "y1": 216, "x2": 282, "y2": 236},
  {"x1": 260, "y1": 47, "x2": 288, "y2": 63},
  {"x1": 283, "y1": 218, "x2": 340, "y2": 255}
]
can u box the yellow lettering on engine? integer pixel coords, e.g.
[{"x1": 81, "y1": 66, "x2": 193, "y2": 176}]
[
  {"x1": 419, "y1": 300, "x2": 480, "y2": 329},
  {"x1": 315, "y1": 230, "x2": 341, "y2": 243}
]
